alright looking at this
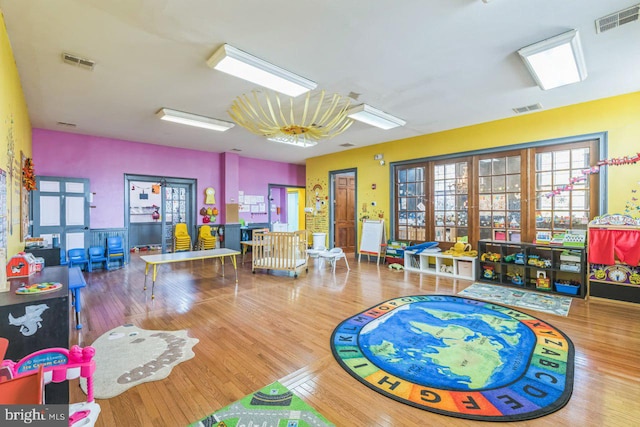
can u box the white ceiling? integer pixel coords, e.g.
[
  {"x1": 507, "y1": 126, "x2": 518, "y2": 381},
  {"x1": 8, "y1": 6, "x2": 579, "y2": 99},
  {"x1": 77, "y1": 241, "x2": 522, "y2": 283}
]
[{"x1": 2, "y1": 0, "x2": 639, "y2": 165}]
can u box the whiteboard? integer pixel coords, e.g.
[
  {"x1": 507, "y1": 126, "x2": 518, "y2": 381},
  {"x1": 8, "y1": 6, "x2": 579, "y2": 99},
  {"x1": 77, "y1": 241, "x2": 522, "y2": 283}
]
[{"x1": 359, "y1": 220, "x2": 386, "y2": 256}]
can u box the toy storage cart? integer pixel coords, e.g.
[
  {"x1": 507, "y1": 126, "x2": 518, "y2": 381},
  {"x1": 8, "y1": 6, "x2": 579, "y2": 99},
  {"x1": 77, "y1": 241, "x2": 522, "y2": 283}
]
[{"x1": 0, "y1": 266, "x2": 70, "y2": 403}]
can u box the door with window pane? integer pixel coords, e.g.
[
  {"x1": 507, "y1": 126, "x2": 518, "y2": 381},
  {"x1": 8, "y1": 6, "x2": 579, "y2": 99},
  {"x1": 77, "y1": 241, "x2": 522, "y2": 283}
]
[
  {"x1": 433, "y1": 161, "x2": 469, "y2": 243},
  {"x1": 396, "y1": 166, "x2": 426, "y2": 241},
  {"x1": 478, "y1": 154, "x2": 521, "y2": 242}
]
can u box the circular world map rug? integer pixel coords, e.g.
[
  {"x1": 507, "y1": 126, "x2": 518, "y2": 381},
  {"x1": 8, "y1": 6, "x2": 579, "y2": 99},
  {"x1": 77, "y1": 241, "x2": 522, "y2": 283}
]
[{"x1": 330, "y1": 295, "x2": 574, "y2": 422}]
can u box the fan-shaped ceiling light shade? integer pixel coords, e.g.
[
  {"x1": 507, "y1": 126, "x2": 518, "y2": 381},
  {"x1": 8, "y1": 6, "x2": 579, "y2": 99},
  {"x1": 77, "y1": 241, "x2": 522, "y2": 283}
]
[
  {"x1": 517, "y1": 29, "x2": 587, "y2": 90},
  {"x1": 156, "y1": 108, "x2": 234, "y2": 131},
  {"x1": 207, "y1": 44, "x2": 317, "y2": 97},
  {"x1": 228, "y1": 90, "x2": 354, "y2": 148},
  {"x1": 346, "y1": 104, "x2": 406, "y2": 130}
]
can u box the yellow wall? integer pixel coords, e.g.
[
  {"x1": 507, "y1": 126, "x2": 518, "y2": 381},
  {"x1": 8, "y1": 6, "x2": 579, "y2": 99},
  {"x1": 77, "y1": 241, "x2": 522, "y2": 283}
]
[
  {"x1": 0, "y1": 10, "x2": 33, "y2": 257},
  {"x1": 306, "y1": 92, "x2": 640, "y2": 244}
]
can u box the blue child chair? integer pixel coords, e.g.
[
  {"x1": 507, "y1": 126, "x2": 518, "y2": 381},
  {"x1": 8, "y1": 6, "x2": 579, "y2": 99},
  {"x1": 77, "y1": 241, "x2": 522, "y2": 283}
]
[
  {"x1": 88, "y1": 246, "x2": 108, "y2": 272},
  {"x1": 67, "y1": 248, "x2": 89, "y2": 271},
  {"x1": 106, "y1": 236, "x2": 125, "y2": 270}
]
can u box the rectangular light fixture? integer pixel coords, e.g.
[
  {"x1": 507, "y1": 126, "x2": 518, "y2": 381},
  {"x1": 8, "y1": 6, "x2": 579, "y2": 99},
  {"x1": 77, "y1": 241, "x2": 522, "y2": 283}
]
[
  {"x1": 207, "y1": 44, "x2": 317, "y2": 97},
  {"x1": 517, "y1": 29, "x2": 587, "y2": 90},
  {"x1": 267, "y1": 136, "x2": 318, "y2": 148},
  {"x1": 347, "y1": 104, "x2": 406, "y2": 130},
  {"x1": 156, "y1": 108, "x2": 234, "y2": 132}
]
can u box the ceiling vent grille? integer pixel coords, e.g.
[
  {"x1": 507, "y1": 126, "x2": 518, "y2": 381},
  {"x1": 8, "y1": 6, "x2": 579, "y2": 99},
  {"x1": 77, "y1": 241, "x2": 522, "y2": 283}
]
[
  {"x1": 596, "y1": 4, "x2": 640, "y2": 33},
  {"x1": 513, "y1": 103, "x2": 543, "y2": 114},
  {"x1": 61, "y1": 52, "x2": 95, "y2": 70},
  {"x1": 340, "y1": 143, "x2": 356, "y2": 147}
]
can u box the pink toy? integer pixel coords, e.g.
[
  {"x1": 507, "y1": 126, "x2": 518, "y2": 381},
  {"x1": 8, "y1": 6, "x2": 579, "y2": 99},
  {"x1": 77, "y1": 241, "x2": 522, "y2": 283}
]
[{"x1": 0, "y1": 338, "x2": 100, "y2": 426}]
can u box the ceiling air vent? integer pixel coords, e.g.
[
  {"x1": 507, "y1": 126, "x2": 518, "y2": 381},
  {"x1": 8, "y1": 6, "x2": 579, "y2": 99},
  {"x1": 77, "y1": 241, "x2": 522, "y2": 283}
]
[
  {"x1": 340, "y1": 143, "x2": 356, "y2": 147},
  {"x1": 596, "y1": 4, "x2": 640, "y2": 33},
  {"x1": 61, "y1": 52, "x2": 95, "y2": 70},
  {"x1": 513, "y1": 103, "x2": 543, "y2": 114}
]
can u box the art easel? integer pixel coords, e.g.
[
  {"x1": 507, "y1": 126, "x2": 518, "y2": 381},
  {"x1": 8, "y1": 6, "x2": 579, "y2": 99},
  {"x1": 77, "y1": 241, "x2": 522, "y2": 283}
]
[{"x1": 358, "y1": 219, "x2": 386, "y2": 265}]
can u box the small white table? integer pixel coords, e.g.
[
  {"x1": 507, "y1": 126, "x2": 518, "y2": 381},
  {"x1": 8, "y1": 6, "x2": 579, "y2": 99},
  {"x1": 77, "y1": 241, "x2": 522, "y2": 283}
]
[{"x1": 140, "y1": 248, "x2": 240, "y2": 298}]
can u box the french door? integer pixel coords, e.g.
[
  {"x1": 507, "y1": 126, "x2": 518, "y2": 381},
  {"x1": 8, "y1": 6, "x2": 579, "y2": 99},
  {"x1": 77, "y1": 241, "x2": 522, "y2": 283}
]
[{"x1": 32, "y1": 176, "x2": 90, "y2": 253}]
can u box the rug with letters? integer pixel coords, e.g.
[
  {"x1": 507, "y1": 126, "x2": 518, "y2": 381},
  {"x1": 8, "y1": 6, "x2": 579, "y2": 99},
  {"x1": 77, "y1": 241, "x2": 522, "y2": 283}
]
[{"x1": 331, "y1": 295, "x2": 574, "y2": 421}]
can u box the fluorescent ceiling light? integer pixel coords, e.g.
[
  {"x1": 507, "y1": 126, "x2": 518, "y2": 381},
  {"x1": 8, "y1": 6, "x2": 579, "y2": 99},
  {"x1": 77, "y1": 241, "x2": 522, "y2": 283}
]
[
  {"x1": 267, "y1": 136, "x2": 318, "y2": 148},
  {"x1": 207, "y1": 44, "x2": 317, "y2": 97},
  {"x1": 518, "y1": 29, "x2": 587, "y2": 90},
  {"x1": 347, "y1": 104, "x2": 406, "y2": 130},
  {"x1": 156, "y1": 108, "x2": 234, "y2": 132}
]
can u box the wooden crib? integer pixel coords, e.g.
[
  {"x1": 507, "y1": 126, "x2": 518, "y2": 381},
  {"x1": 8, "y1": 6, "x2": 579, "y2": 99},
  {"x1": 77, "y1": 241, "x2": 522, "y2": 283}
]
[{"x1": 251, "y1": 230, "x2": 309, "y2": 277}]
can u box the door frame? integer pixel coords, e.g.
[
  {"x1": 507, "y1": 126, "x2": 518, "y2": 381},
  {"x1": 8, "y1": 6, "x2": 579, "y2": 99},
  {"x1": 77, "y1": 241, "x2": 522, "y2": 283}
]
[
  {"x1": 124, "y1": 174, "x2": 197, "y2": 253},
  {"x1": 267, "y1": 183, "x2": 305, "y2": 230},
  {"x1": 329, "y1": 168, "x2": 357, "y2": 250}
]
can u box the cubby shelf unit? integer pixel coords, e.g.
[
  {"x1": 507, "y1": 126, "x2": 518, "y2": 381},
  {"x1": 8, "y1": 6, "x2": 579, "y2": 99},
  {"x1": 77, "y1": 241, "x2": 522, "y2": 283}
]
[
  {"x1": 477, "y1": 240, "x2": 587, "y2": 298},
  {"x1": 404, "y1": 251, "x2": 477, "y2": 280}
]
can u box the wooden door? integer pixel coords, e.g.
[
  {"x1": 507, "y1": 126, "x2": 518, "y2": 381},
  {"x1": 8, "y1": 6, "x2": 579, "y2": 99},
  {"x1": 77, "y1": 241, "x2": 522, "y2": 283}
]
[{"x1": 334, "y1": 173, "x2": 356, "y2": 253}]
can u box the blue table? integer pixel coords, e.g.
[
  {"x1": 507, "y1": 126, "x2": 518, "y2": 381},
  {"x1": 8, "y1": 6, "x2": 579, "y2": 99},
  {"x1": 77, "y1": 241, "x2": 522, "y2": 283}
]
[{"x1": 68, "y1": 266, "x2": 86, "y2": 329}]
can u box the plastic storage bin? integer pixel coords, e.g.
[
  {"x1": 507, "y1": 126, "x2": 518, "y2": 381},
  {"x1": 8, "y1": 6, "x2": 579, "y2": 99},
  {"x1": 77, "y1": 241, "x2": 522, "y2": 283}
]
[{"x1": 554, "y1": 282, "x2": 580, "y2": 295}]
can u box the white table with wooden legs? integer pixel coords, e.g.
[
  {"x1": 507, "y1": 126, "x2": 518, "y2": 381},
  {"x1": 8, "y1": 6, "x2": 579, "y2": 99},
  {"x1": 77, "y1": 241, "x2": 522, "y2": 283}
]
[{"x1": 140, "y1": 248, "x2": 240, "y2": 298}]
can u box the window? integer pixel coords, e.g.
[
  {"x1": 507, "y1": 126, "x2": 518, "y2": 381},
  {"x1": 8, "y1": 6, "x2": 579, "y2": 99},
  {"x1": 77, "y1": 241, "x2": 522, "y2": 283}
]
[
  {"x1": 396, "y1": 165, "x2": 426, "y2": 241},
  {"x1": 535, "y1": 144, "x2": 592, "y2": 234},
  {"x1": 478, "y1": 154, "x2": 521, "y2": 242},
  {"x1": 393, "y1": 138, "x2": 599, "y2": 247}
]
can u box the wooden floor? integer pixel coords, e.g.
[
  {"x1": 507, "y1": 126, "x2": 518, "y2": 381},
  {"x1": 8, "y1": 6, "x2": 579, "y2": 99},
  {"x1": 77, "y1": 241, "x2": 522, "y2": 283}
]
[{"x1": 69, "y1": 252, "x2": 640, "y2": 427}]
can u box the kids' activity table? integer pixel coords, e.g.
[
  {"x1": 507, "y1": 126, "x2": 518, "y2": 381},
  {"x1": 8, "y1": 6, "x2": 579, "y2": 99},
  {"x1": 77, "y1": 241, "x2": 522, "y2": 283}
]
[{"x1": 140, "y1": 248, "x2": 240, "y2": 299}]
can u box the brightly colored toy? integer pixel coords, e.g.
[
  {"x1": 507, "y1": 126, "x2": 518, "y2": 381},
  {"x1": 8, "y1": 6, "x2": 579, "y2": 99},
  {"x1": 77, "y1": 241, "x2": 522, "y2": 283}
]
[
  {"x1": 388, "y1": 263, "x2": 404, "y2": 270},
  {"x1": 6, "y1": 252, "x2": 38, "y2": 278},
  {"x1": 481, "y1": 252, "x2": 501, "y2": 262},
  {"x1": 0, "y1": 337, "x2": 101, "y2": 425},
  {"x1": 483, "y1": 265, "x2": 495, "y2": 279},
  {"x1": 15, "y1": 282, "x2": 63, "y2": 295},
  {"x1": 405, "y1": 241, "x2": 439, "y2": 254}
]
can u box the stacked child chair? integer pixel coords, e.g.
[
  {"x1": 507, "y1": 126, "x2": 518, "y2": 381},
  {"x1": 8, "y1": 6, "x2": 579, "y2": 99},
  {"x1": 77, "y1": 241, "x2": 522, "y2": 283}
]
[
  {"x1": 196, "y1": 225, "x2": 216, "y2": 250},
  {"x1": 173, "y1": 223, "x2": 192, "y2": 252}
]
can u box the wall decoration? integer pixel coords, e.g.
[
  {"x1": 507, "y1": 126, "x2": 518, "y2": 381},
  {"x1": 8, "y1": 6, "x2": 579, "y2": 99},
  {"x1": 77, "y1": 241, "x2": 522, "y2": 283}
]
[
  {"x1": 20, "y1": 153, "x2": 32, "y2": 240},
  {"x1": 8, "y1": 303, "x2": 50, "y2": 337},
  {"x1": 5, "y1": 115, "x2": 15, "y2": 235},
  {"x1": 205, "y1": 187, "x2": 216, "y2": 204},
  {"x1": 0, "y1": 169, "x2": 7, "y2": 250},
  {"x1": 624, "y1": 185, "x2": 640, "y2": 215},
  {"x1": 543, "y1": 152, "x2": 640, "y2": 198}
]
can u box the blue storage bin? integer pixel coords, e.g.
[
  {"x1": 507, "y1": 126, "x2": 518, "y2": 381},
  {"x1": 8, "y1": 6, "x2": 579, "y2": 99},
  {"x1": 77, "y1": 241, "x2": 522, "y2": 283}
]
[{"x1": 554, "y1": 282, "x2": 580, "y2": 295}]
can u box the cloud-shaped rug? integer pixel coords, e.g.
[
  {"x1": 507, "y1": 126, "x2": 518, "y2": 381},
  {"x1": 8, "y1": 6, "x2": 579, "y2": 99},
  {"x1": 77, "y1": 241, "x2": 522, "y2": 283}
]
[{"x1": 81, "y1": 324, "x2": 199, "y2": 399}]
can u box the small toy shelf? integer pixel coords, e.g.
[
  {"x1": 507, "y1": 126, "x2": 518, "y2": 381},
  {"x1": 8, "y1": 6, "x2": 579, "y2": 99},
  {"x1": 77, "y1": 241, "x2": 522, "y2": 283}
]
[
  {"x1": 404, "y1": 251, "x2": 476, "y2": 280},
  {"x1": 587, "y1": 214, "x2": 640, "y2": 304},
  {"x1": 477, "y1": 240, "x2": 586, "y2": 298}
]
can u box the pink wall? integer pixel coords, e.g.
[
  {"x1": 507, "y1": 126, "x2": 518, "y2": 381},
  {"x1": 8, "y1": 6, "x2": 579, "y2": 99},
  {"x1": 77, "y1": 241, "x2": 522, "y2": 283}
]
[{"x1": 32, "y1": 129, "x2": 305, "y2": 228}]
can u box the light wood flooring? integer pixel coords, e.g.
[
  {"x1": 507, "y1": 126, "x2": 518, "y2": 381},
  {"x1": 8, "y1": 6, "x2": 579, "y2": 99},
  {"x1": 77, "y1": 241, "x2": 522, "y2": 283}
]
[{"x1": 69, "y1": 252, "x2": 640, "y2": 427}]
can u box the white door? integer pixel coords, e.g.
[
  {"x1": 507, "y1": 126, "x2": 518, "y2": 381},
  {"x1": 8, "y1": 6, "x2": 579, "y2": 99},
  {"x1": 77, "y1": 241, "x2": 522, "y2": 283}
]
[{"x1": 287, "y1": 192, "x2": 298, "y2": 232}]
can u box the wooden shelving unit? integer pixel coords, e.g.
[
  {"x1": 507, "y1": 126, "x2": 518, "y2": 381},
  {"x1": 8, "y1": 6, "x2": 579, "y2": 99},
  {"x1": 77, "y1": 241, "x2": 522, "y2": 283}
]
[{"x1": 477, "y1": 240, "x2": 586, "y2": 298}]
